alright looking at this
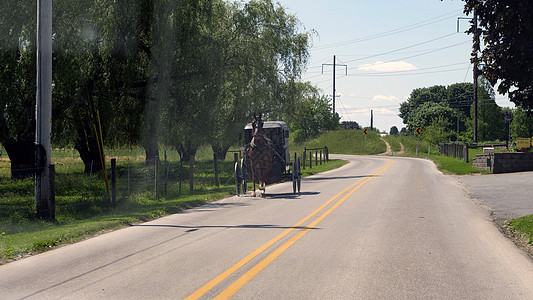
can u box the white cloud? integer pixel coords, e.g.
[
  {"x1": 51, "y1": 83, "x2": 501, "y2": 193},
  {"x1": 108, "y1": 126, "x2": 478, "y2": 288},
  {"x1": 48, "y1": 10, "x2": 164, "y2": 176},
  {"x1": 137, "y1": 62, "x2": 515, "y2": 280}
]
[
  {"x1": 372, "y1": 95, "x2": 399, "y2": 102},
  {"x1": 358, "y1": 61, "x2": 418, "y2": 72}
]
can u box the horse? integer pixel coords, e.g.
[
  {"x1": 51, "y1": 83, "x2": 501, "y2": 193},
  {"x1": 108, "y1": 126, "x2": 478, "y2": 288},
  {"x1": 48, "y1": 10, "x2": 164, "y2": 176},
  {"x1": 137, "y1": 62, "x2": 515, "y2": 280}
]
[{"x1": 248, "y1": 113, "x2": 273, "y2": 197}]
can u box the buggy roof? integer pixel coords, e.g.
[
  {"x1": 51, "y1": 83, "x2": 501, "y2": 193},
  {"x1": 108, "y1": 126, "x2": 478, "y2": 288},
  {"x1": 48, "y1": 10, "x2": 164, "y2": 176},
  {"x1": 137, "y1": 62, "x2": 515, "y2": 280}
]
[{"x1": 244, "y1": 121, "x2": 288, "y2": 130}]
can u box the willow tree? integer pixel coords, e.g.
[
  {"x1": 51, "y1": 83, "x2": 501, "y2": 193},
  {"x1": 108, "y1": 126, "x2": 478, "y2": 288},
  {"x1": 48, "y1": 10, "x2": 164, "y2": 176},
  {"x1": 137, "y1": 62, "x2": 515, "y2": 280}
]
[{"x1": 0, "y1": 1, "x2": 37, "y2": 179}]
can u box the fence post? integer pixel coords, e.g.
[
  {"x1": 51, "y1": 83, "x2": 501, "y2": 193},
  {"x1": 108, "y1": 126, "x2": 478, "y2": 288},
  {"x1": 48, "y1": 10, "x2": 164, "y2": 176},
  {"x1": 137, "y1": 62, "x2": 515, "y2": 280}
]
[
  {"x1": 320, "y1": 150, "x2": 322, "y2": 165},
  {"x1": 111, "y1": 158, "x2": 116, "y2": 208},
  {"x1": 214, "y1": 153, "x2": 220, "y2": 187},
  {"x1": 464, "y1": 145, "x2": 469, "y2": 163},
  {"x1": 315, "y1": 150, "x2": 318, "y2": 166},
  {"x1": 164, "y1": 148, "x2": 168, "y2": 195},
  {"x1": 155, "y1": 156, "x2": 160, "y2": 200},
  {"x1": 48, "y1": 164, "x2": 55, "y2": 221},
  {"x1": 325, "y1": 146, "x2": 329, "y2": 162},
  {"x1": 309, "y1": 150, "x2": 312, "y2": 169},
  {"x1": 303, "y1": 148, "x2": 306, "y2": 169}
]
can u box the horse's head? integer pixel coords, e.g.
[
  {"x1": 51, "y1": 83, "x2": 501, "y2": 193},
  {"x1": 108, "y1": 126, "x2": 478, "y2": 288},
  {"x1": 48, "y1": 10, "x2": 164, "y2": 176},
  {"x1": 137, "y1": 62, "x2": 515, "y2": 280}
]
[{"x1": 251, "y1": 112, "x2": 264, "y2": 137}]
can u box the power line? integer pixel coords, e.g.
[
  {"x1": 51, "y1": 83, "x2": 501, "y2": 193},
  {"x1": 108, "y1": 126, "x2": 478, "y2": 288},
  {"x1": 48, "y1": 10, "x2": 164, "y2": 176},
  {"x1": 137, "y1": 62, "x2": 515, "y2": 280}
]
[
  {"x1": 348, "y1": 66, "x2": 469, "y2": 77},
  {"x1": 312, "y1": 9, "x2": 462, "y2": 50},
  {"x1": 343, "y1": 33, "x2": 458, "y2": 64},
  {"x1": 347, "y1": 62, "x2": 469, "y2": 77}
]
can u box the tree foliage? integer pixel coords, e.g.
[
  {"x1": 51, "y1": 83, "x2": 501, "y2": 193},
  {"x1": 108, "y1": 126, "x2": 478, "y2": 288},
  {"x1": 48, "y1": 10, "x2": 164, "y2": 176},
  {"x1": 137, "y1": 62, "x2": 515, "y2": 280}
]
[
  {"x1": 423, "y1": 116, "x2": 453, "y2": 146},
  {"x1": 510, "y1": 107, "x2": 533, "y2": 141},
  {"x1": 0, "y1": 1, "x2": 37, "y2": 178},
  {"x1": 0, "y1": 0, "x2": 315, "y2": 182},
  {"x1": 399, "y1": 81, "x2": 505, "y2": 143},
  {"x1": 464, "y1": 0, "x2": 533, "y2": 112},
  {"x1": 289, "y1": 84, "x2": 340, "y2": 143}
]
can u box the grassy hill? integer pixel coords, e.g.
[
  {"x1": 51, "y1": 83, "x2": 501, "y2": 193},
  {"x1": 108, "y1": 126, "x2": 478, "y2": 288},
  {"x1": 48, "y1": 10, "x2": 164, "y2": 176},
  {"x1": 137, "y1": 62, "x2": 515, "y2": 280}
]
[{"x1": 291, "y1": 129, "x2": 386, "y2": 156}]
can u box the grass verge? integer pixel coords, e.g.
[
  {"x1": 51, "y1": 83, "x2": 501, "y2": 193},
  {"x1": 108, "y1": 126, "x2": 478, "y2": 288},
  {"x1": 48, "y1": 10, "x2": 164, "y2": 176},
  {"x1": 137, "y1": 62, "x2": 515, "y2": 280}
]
[
  {"x1": 428, "y1": 154, "x2": 491, "y2": 175},
  {"x1": 501, "y1": 215, "x2": 533, "y2": 258}
]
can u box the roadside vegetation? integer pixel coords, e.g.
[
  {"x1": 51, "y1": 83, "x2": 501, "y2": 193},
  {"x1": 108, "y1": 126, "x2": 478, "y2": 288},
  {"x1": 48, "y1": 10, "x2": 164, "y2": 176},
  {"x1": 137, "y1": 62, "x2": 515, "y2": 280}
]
[{"x1": 507, "y1": 215, "x2": 533, "y2": 256}]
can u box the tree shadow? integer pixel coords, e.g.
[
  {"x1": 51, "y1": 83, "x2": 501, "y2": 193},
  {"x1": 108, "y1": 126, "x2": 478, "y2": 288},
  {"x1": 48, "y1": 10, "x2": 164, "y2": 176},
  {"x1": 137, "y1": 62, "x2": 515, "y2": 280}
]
[
  {"x1": 132, "y1": 223, "x2": 318, "y2": 230},
  {"x1": 303, "y1": 175, "x2": 378, "y2": 181}
]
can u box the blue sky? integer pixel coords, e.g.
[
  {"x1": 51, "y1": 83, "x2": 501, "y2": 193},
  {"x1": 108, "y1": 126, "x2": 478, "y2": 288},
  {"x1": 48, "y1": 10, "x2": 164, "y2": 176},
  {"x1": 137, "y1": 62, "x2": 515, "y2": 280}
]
[{"x1": 274, "y1": 0, "x2": 513, "y2": 132}]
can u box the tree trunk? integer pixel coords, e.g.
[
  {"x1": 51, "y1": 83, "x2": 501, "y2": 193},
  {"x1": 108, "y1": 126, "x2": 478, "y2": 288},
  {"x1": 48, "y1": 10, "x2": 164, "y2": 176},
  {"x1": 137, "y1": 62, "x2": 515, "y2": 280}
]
[
  {"x1": 3, "y1": 139, "x2": 36, "y2": 179},
  {"x1": 75, "y1": 135, "x2": 103, "y2": 173},
  {"x1": 211, "y1": 144, "x2": 230, "y2": 160},
  {"x1": 187, "y1": 146, "x2": 197, "y2": 191},
  {"x1": 144, "y1": 145, "x2": 159, "y2": 165},
  {"x1": 177, "y1": 143, "x2": 190, "y2": 162}
]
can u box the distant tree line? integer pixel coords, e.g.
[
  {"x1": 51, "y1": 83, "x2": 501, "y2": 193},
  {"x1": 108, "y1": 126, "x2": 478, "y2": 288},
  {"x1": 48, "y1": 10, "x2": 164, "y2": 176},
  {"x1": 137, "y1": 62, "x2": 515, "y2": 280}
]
[
  {"x1": 0, "y1": 0, "x2": 336, "y2": 184},
  {"x1": 398, "y1": 79, "x2": 531, "y2": 145}
]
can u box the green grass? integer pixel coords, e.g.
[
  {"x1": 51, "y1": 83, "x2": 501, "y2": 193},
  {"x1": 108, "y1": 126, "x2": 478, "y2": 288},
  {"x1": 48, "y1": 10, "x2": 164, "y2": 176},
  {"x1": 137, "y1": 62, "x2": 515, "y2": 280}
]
[
  {"x1": 382, "y1": 135, "x2": 402, "y2": 152},
  {"x1": 0, "y1": 145, "x2": 343, "y2": 264},
  {"x1": 508, "y1": 215, "x2": 533, "y2": 246},
  {"x1": 291, "y1": 129, "x2": 386, "y2": 155},
  {"x1": 428, "y1": 154, "x2": 491, "y2": 175}
]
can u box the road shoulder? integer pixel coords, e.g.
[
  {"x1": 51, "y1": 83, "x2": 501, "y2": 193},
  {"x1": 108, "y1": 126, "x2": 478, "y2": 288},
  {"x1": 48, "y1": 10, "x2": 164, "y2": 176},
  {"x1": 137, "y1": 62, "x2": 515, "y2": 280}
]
[{"x1": 452, "y1": 172, "x2": 533, "y2": 260}]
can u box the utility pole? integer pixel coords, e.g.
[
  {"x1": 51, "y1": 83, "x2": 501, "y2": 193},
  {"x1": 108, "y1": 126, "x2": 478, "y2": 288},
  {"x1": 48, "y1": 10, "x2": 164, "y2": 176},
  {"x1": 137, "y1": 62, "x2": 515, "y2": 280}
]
[
  {"x1": 370, "y1": 110, "x2": 374, "y2": 131},
  {"x1": 458, "y1": 7, "x2": 479, "y2": 144},
  {"x1": 35, "y1": 0, "x2": 53, "y2": 219},
  {"x1": 472, "y1": 7, "x2": 479, "y2": 144},
  {"x1": 322, "y1": 55, "x2": 347, "y2": 117}
]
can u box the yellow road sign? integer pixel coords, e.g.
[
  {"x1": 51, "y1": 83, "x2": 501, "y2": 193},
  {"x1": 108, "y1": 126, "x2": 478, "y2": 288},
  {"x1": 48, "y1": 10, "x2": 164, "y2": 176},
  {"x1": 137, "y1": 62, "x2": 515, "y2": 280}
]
[
  {"x1": 516, "y1": 137, "x2": 531, "y2": 148},
  {"x1": 415, "y1": 127, "x2": 422, "y2": 135},
  {"x1": 363, "y1": 128, "x2": 368, "y2": 135}
]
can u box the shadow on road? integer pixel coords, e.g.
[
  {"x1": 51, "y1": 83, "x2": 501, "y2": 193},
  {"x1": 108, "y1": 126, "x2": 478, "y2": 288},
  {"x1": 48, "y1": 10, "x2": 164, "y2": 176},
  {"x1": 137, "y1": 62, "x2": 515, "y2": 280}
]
[
  {"x1": 304, "y1": 175, "x2": 378, "y2": 181},
  {"x1": 132, "y1": 223, "x2": 318, "y2": 231}
]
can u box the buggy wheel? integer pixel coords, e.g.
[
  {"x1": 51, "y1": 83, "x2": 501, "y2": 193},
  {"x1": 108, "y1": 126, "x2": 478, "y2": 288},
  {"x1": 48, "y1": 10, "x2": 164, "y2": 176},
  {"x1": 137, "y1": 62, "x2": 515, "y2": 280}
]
[
  {"x1": 296, "y1": 156, "x2": 301, "y2": 194},
  {"x1": 241, "y1": 158, "x2": 247, "y2": 194},
  {"x1": 234, "y1": 161, "x2": 241, "y2": 196}
]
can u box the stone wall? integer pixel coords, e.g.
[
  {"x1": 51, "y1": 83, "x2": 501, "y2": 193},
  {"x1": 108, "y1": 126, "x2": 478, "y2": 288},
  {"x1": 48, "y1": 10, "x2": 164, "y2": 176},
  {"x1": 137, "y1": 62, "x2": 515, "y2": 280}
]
[{"x1": 473, "y1": 152, "x2": 533, "y2": 173}]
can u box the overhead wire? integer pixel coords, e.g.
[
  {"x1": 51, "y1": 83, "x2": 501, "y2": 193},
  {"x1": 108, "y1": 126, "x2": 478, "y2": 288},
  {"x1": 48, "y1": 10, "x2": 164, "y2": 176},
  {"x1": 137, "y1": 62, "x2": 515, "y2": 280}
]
[
  {"x1": 342, "y1": 33, "x2": 458, "y2": 64},
  {"x1": 311, "y1": 9, "x2": 462, "y2": 50}
]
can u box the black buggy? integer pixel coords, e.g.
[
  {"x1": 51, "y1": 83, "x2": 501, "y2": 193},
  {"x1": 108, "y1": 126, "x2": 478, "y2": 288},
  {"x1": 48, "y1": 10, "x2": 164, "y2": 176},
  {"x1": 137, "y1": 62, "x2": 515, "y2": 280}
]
[{"x1": 234, "y1": 121, "x2": 301, "y2": 196}]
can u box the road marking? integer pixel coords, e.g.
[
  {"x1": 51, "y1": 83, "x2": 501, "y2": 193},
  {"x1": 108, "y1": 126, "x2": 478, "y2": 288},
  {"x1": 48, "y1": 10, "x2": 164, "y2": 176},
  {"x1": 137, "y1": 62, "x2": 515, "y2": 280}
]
[{"x1": 186, "y1": 159, "x2": 393, "y2": 300}]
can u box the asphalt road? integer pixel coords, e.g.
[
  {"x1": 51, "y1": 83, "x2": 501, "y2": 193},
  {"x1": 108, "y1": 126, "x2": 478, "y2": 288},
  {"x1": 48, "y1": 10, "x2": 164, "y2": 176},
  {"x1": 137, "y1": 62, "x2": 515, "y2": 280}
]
[
  {"x1": 1, "y1": 155, "x2": 532, "y2": 299},
  {"x1": 454, "y1": 171, "x2": 533, "y2": 221}
]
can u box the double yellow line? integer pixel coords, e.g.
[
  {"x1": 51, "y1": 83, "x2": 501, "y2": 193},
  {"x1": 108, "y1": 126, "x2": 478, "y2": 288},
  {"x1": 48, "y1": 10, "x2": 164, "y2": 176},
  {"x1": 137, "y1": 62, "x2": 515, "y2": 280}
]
[{"x1": 186, "y1": 159, "x2": 394, "y2": 299}]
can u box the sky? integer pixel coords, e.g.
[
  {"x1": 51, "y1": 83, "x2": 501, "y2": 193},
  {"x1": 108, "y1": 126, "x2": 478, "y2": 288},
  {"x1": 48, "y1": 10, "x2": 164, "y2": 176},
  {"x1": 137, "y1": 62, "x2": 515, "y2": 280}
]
[{"x1": 274, "y1": 0, "x2": 514, "y2": 133}]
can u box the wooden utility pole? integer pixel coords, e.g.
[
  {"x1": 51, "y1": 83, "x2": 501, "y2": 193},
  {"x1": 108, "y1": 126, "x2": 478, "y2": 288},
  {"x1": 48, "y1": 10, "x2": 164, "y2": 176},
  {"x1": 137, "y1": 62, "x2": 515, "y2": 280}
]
[
  {"x1": 472, "y1": 7, "x2": 479, "y2": 144},
  {"x1": 35, "y1": 0, "x2": 53, "y2": 219},
  {"x1": 370, "y1": 110, "x2": 374, "y2": 131},
  {"x1": 333, "y1": 55, "x2": 336, "y2": 116},
  {"x1": 322, "y1": 56, "x2": 347, "y2": 117}
]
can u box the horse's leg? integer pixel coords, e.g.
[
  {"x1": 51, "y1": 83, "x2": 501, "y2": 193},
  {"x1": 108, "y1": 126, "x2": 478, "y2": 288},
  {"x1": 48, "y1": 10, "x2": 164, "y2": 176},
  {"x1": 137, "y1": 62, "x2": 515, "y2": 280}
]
[{"x1": 251, "y1": 170, "x2": 256, "y2": 197}]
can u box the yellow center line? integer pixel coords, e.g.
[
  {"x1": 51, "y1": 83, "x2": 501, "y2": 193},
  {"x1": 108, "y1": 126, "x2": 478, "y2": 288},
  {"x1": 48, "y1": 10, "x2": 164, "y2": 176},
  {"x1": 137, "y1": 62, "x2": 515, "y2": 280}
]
[
  {"x1": 214, "y1": 159, "x2": 393, "y2": 299},
  {"x1": 186, "y1": 159, "x2": 393, "y2": 300}
]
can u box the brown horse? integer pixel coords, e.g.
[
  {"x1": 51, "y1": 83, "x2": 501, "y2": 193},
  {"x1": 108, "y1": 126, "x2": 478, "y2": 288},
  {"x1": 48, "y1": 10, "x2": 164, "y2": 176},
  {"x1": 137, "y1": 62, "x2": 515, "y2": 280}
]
[{"x1": 248, "y1": 113, "x2": 273, "y2": 197}]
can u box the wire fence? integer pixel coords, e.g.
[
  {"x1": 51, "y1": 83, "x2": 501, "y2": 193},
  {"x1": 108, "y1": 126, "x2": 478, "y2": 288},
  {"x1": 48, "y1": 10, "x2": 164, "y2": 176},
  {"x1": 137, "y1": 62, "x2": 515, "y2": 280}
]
[{"x1": 0, "y1": 150, "x2": 237, "y2": 222}]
